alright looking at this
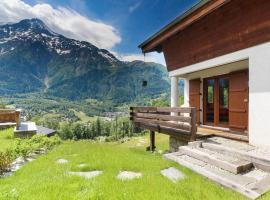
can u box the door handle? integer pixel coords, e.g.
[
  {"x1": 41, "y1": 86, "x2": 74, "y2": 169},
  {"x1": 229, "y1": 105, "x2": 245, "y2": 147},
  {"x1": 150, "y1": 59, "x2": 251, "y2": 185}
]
[{"x1": 244, "y1": 99, "x2": 248, "y2": 103}]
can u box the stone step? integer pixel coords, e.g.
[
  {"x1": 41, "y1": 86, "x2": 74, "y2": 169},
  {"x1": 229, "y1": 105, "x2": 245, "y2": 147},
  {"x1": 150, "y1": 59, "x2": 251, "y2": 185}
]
[
  {"x1": 164, "y1": 152, "x2": 269, "y2": 199},
  {"x1": 179, "y1": 146, "x2": 253, "y2": 174},
  {"x1": 202, "y1": 142, "x2": 270, "y2": 172}
]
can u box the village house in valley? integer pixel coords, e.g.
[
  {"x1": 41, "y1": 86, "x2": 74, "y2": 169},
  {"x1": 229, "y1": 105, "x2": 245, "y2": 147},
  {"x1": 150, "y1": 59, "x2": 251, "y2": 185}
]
[{"x1": 139, "y1": 0, "x2": 270, "y2": 148}]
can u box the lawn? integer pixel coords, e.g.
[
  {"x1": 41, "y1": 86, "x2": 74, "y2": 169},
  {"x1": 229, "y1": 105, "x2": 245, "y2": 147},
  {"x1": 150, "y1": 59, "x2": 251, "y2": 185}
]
[{"x1": 0, "y1": 131, "x2": 250, "y2": 200}]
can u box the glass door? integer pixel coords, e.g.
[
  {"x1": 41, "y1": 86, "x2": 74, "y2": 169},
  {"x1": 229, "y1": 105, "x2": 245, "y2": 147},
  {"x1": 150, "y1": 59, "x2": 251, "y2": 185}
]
[
  {"x1": 205, "y1": 79, "x2": 215, "y2": 124},
  {"x1": 219, "y1": 78, "x2": 229, "y2": 125},
  {"x1": 204, "y1": 76, "x2": 229, "y2": 127}
]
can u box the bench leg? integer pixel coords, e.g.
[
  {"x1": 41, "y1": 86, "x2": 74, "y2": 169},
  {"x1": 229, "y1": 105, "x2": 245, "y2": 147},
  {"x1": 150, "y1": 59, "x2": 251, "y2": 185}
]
[{"x1": 150, "y1": 131, "x2": 155, "y2": 152}]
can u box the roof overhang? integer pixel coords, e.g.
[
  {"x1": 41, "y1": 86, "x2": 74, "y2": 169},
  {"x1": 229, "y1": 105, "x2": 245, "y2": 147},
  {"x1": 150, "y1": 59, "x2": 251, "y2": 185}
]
[{"x1": 139, "y1": 0, "x2": 230, "y2": 53}]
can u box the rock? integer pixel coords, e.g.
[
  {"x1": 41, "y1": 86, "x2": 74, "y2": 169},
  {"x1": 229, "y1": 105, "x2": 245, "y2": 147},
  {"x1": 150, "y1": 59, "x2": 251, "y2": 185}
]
[
  {"x1": 34, "y1": 148, "x2": 46, "y2": 154},
  {"x1": 68, "y1": 171, "x2": 102, "y2": 179},
  {"x1": 56, "y1": 159, "x2": 68, "y2": 164},
  {"x1": 14, "y1": 157, "x2": 25, "y2": 164},
  {"x1": 117, "y1": 171, "x2": 142, "y2": 180},
  {"x1": 160, "y1": 167, "x2": 185, "y2": 183},
  {"x1": 28, "y1": 153, "x2": 38, "y2": 159},
  {"x1": 26, "y1": 157, "x2": 35, "y2": 162}
]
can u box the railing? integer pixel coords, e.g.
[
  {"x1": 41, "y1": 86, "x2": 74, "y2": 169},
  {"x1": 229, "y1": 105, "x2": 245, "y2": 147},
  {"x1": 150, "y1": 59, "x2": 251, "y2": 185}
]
[
  {"x1": 130, "y1": 107, "x2": 197, "y2": 150},
  {"x1": 0, "y1": 109, "x2": 21, "y2": 129}
]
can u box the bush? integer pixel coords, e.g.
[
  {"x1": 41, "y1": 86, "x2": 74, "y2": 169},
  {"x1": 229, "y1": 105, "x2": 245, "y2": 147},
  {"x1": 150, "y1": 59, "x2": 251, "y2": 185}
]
[
  {"x1": 0, "y1": 135, "x2": 61, "y2": 176},
  {"x1": 14, "y1": 135, "x2": 61, "y2": 158},
  {"x1": 0, "y1": 149, "x2": 13, "y2": 175}
]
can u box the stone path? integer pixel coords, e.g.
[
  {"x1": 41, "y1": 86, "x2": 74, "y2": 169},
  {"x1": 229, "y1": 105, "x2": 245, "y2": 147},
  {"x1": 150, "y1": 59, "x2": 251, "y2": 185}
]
[
  {"x1": 56, "y1": 159, "x2": 68, "y2": 164},
  {"x1": 77, "y1": 163, "x2": 88, "y2": 168},
  {"x1": 160, "y1": 167, "x2": 185, "y2": 183},
  {"x1": 117, "y1": 171, "x2": 142, "y2": 180},
  {"x1": 68, "y1": 171, "x2": 103, "y2": 179}
]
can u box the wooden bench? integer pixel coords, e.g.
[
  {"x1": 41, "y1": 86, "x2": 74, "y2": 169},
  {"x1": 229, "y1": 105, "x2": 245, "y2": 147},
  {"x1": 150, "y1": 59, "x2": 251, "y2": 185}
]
[
  {"x1": 0, "y1": 109, "x2": 21, "y2": 129},
  {"x1": 130, "y1": 107, "x2": 197, "y2": 151}
]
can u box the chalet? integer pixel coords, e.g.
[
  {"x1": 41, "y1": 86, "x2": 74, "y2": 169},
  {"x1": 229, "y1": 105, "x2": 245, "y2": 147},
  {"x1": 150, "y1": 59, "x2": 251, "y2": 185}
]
[{"x1": 136, "y1": 0, "x2": 270, "y2": 148}]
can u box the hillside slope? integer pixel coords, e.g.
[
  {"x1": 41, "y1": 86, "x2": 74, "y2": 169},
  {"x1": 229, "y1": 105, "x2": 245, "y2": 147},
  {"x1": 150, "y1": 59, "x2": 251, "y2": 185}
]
[{"x1": 0, "y1": 19, "x2": 169, "y2": 103}]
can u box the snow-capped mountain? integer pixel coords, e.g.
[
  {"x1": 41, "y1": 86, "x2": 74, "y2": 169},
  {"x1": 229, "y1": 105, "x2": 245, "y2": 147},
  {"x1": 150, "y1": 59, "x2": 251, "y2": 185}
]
[
  {"x1": 0, "y1": 18, "x2": 119, "y2": 64},
  {"x1": 0, "y1": 19, "x2": 169, "y2": 102}
]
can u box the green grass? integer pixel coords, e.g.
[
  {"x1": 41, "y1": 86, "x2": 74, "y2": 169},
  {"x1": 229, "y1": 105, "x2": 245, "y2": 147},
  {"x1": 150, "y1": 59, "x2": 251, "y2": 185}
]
[
  {"x1": 0, "y1": 128, "x2": 16, "y2": 152},
  {"x1": 0, "y1": 133, "x2": 251, "y2": 200}
]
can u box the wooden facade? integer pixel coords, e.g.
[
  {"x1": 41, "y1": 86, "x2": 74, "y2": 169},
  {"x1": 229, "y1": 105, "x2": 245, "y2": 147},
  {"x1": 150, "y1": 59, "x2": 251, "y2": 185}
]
[
  {"x1": 228, "y1": 70, "x2": 248, "y2": 132},
  {"x1": 140, "y1": 0, "x2": 270, "y2": 71},
  {"x1": 189, "y1": 79, "x2": 201, "y2": 124}
]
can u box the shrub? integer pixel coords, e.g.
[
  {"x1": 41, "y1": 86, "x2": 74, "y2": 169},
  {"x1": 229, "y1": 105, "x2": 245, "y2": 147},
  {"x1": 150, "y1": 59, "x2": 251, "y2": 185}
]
[
  {"x1": 13, "y1": 135, "x2": 61, "y2": 158},
  {"x1": 0, "y1": 149, "x2": 13, "y2": 175},
  {"x1": 0, "y1": 135, "x2": 61, "y2": 176}
]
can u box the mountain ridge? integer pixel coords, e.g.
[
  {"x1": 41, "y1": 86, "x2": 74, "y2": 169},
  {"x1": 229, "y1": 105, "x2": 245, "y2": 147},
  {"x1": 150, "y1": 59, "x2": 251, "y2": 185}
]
[{"x1": 0, "y1": 19, "x2": 169, "y2": 103}]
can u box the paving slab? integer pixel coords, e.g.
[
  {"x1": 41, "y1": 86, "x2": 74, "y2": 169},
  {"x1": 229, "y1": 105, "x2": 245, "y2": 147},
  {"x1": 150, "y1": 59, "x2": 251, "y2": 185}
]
[
  {"x1": 117, "y1": 171, "x2": 142, "y2": 180},
  {"x1": 68, "y1": 171, "x2": 102, "y2": 179},
  {"x1": 77, "y1": 163, "x2": 88, "y2": 168},
  {"x1": 160, "y1": 167, "x2": 185, "y2": 182},
  {"x1": 247, "y1": 176, "x2": 270, "y2": 195},
  {"x1": 56, "y1": 159, "x2": 68, "y2": 164}
]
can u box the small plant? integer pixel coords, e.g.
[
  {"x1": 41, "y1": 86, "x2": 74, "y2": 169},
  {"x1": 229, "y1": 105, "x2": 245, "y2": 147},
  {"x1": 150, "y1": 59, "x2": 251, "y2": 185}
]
[
  {"x1": 0, "y1": 149, "x2": 13, "y2": 175},
  {"x1": 13, "y1": 135, "x2": 61, "y2": 159}
]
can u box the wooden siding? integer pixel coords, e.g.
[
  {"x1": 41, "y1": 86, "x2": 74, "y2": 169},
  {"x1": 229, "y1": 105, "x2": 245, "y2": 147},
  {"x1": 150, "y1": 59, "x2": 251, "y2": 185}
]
[
  {"x1": 141, "y1": 0, "x2": 228, "y2": 53},
  {"x1": 189, "y1": 79, "x2": 201, "y2": 124},
  {"x1": 163, "y1": 0, "x2": 270, "y2": 71},
  {"x1": 229, "y1": 70, "x2": 248, "y2": 132}
]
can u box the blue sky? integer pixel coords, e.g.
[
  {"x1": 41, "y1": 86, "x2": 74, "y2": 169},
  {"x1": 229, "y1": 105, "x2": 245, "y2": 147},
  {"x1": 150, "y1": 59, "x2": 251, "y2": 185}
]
[{"x1": 0, "y1": 0, "x2": 198, "y2": 64}]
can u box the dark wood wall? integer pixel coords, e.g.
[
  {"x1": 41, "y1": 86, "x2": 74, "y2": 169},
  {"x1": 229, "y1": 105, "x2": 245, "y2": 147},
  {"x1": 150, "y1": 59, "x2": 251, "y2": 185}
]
[{"x1": 163, "y1": 0, "x2": 270, "y2": 71}]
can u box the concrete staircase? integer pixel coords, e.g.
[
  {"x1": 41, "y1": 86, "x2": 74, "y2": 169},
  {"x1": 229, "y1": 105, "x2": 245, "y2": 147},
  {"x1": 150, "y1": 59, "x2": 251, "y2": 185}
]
[{"x1": 164, "y1": 137, "x2": 270, "y2": 199}]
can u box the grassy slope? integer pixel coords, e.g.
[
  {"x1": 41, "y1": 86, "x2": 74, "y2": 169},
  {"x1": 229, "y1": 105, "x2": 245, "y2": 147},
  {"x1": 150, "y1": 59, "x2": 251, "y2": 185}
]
[{"x1": 0, "y1": 133, "x2": 249, "y2": 200}]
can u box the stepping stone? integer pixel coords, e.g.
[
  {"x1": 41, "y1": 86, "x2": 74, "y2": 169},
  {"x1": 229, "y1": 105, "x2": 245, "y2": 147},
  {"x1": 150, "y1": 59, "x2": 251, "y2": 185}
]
[
  {"x1": 77, "y1": 163, "x2": 88, "y2": 168},
  {"x1": 56, "y1": 159, "x2": 68, "y2": 164},
  {"x1": 117, "y1": 171, "x2": 142, "y2": 180},
  {"x1": 160, "y1": 167, "x2": 185, "y2": 183},
  {"x1": 68, "y1": 171, "x2": 102, "y2": 179}
]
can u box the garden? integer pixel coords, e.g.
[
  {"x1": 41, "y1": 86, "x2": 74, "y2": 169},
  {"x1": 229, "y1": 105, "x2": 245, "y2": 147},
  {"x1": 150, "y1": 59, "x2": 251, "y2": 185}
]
[{"x1": 0, "y1": 127, "x2": 256, "y2": 200}]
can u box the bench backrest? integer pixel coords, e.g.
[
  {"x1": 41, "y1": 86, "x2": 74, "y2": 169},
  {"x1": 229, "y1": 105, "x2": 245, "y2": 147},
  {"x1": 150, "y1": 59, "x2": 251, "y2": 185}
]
[
  {"x1": 130, "y1": 107, "x2": 197, "y2": 141},
  {"x1": 0, "y1": 109, "x2": 21, "y2": 128}
]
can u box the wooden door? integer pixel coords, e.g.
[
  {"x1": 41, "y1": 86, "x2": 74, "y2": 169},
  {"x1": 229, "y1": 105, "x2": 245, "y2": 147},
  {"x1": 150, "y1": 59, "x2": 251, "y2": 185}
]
[
  {"x1": 203, "y1": 76, "x2": 230, "y2": 127},
  {"x1": 189, "y1": 79, "x2": 201, "y2": 124},
  {"x1": 229, "y1": 70, "x2": 248, "y2": 133}
]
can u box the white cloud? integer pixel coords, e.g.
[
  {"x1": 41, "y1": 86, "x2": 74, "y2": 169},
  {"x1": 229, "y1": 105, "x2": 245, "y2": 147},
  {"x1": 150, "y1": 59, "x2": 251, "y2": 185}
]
[
  {"x1": 116, "y1": 52, "x2": 166, "y2": 66},
  {"x1": 0, "y1": 0, "x2": 121, "y2": 49},
  {"x1": 129, "y1": 1, "x2": 141, "y2": 13}
]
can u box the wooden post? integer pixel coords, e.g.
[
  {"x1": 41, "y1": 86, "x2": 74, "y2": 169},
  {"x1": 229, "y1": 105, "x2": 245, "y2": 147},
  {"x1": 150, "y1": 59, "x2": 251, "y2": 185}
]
[
  {"x1": 150, "y1": 131, "x2": 155, "y2": 152},
  {"x1": 190, "y1": 107, "x2": 197, "y2": 141}
]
